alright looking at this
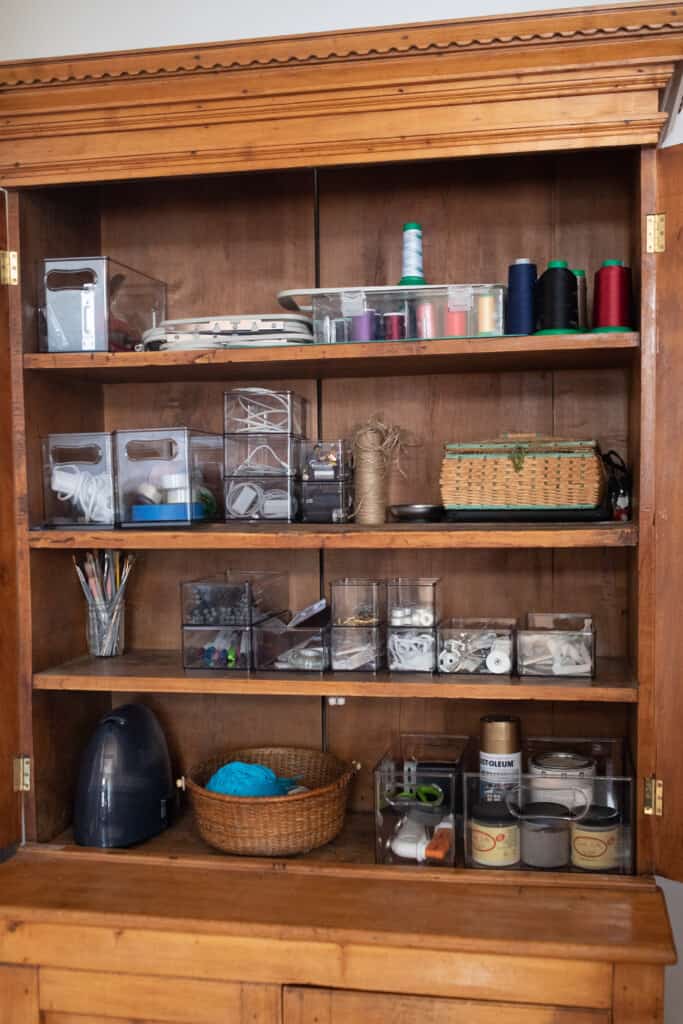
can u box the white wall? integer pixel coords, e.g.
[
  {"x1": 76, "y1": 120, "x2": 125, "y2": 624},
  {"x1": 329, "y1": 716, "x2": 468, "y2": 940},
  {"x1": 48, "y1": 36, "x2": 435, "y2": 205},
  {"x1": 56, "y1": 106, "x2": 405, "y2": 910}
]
[
  {"x1": 1, "y1": 0, "x2": 619, "y2": 61},
  {"x1": 0, "y1": 0, "x2": 680, "y2": 1019}
]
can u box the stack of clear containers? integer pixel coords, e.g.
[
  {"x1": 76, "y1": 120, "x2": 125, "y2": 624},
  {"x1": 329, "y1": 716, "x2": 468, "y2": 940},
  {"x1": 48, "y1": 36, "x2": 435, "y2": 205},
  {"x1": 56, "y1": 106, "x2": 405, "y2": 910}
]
[
  {"x1": 223, "y1": 388, "x2": 308, "y2": 522},
  {"x1": 299, "y1": 440, "x2": 354, "y2": 524},
  {"x1": 330, "y1": 578, "x2": 386, "y2": 672},
  {"x1": 181, "y1": 570, "x2": 289, "y2": 670},
  {"x1": 114, "y1": 428, "x2": 224, "y2": 527},
  {"x1": 387, "y1": 578, "x2": 441, "y2": 673}
]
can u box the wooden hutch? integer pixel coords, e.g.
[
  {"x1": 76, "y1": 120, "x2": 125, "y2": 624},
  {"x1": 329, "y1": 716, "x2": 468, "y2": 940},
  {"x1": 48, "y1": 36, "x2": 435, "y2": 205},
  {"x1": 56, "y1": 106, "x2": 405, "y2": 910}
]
[{"x1": 1, "y1": 2, "x2": 682, "y2": 1019}]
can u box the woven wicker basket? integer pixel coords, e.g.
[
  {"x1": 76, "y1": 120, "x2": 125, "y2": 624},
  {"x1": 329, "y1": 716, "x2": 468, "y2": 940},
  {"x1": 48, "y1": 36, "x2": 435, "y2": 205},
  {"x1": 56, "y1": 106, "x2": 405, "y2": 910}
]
[
  {"x1": 440, "y1": 436, "x2": 604, "y2": 511},
  {"x1": 185, "y1": 746, "x2": 354, "y2": 856}
]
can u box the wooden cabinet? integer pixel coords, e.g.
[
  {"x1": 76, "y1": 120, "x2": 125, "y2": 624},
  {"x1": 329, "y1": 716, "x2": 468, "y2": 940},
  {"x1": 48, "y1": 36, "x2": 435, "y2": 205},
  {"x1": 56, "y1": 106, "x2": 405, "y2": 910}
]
[
  {"x1": 0, "y1": 2, "x2": 681, "y2": 1021},
  {"x1": 283, "y1": 988, "x2": 610, "y2": 1024}
]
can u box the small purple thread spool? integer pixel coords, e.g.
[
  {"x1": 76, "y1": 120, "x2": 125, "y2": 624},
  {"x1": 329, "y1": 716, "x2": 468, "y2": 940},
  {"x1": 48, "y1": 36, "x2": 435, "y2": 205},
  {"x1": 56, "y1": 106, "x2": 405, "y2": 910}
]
[{"x1": 350, "y1": 312, "x2": 374, "y2": 342}]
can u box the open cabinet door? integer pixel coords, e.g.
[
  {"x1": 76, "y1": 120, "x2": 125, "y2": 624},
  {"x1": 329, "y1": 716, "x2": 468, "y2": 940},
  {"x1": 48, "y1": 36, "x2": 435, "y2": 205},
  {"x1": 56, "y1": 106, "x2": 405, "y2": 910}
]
[
  {"x1": 0, "y1": 190, "x2": 22, "y2": 858},
  {"x1": 654, "y1": 144, "x2": 683, "y2": 881}
]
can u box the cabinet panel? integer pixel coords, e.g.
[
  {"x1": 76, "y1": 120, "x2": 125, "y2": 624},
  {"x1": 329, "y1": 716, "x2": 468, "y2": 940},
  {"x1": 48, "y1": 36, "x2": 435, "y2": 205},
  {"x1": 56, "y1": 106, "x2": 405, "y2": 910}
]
[
  {"x1": 654, "y1": 143, "x2": 683, "y2": 882},
  {"x1": 0, "y1": 186, "x2": 22, "y2": 854},
  {"x1": 0, "y1": 965, "x2": 39, "y2": 1024},
  {"x1": 283, "y1": 988, "x2": 608, "y2": 1024},
  {"x1": 39, "y1": 968, "x2": 281, "y2": 1024}
]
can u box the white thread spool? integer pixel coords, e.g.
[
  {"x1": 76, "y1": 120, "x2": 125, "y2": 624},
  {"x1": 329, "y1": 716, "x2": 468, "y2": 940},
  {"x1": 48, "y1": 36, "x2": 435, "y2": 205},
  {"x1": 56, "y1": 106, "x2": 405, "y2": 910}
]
[{"x1": 400, "y1": 222, "x2": 425, "y2": 284}]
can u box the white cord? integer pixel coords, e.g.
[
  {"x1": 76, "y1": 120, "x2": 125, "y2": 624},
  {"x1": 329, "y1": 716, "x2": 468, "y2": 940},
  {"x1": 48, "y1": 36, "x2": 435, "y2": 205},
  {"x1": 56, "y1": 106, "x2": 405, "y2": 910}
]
[
  {"x1": 225, "y1": 479, "x2": 296, "y2": 520},
  {"x1": 230, "y1": 391, "x2": 292, "y2": 433},
  {"x1": 234, "y1": 443, "x2": 292, "y2": 475},
  {"x1": 51, "y1": 464, "x2": 113, "y2": 523}
]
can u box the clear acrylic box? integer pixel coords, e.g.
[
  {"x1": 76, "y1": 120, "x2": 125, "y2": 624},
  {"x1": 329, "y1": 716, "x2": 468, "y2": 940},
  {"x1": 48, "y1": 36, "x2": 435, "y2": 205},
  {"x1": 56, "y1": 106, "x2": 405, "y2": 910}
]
[
  {"x1": 253, "y1": 616, "x2": 330, "y2": 672},
  {"x1": 463, "y1": 771, "x2": 633, "y2": 873},
  {"x1": 223, "y1": 387, "x2": 307, "y2": 437},
  {"x1": 224, "y1": 434, "x2": 301, "y2": 477},
  {"x1": 437, "y1": 618, "x2": 516, "y2": 676},
  {"x1": 41, "y1": 257, "x2": 166, "y2": 353},
  {"x1": 300, "y1": 440, "x2": 353, "y2": 481},
  {"x1": 518, "y1": 613, "x2": 595, "y2": 677},
  {"x1": 331, "y1": 626, "x2": 384, "y2": 672},
  {"x1": 224, "y1": 476, "x2": 298, "y2": 521},
  {"x1": 374, "y1": 734, "x2": 471, "y2": 866},
  {"x1": 182, "y1": 626, "x2": 252, "y2": 670},
  {"x1": 181, "y1": 571, "x2": 289, "y2": 627},
  {"x1": 114, "y1": 428, "x2": 223, "y2": 527},
  {"x1": 387, "y1": 577, "x2": 441, "y2": 628},
  {"x1": 278, "y1": 284, "x2": 506, "y2": 343},
  {"x1": 387, "y1": 627, "x2": 437, "y2": 672},
  {"x1": 300, "y1": 481, "x2": 354, "y2": 524},
  {"x1": 331, "y1": 578, "x2": 386, "y2": 626},
  {"x1": 42, "y1": 432, "x2": 116, "y2": 527}
]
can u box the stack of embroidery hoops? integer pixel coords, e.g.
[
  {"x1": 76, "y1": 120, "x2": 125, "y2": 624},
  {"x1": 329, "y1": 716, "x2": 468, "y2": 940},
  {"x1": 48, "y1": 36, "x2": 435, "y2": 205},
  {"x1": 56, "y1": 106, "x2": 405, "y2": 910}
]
[{"x1": 140, "y1": 313, "x2": 313, "y2": 350}]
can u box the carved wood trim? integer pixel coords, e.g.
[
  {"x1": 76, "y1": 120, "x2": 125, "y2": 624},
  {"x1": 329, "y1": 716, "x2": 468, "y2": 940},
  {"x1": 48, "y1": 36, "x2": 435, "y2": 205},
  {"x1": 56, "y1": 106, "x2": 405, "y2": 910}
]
[
  {"x1": 0, "y1": 2, "x2": 680, "y2": 184},
  {"x1": 0, "y1": 1, "x2": 681, "y2": 88}
]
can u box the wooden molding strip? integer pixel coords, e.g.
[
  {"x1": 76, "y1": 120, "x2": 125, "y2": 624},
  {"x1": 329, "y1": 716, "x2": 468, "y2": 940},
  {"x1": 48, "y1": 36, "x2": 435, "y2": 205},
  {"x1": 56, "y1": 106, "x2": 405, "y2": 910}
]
[{"x1": 0, "y1": 1, "x2": 681, "y2": 88}]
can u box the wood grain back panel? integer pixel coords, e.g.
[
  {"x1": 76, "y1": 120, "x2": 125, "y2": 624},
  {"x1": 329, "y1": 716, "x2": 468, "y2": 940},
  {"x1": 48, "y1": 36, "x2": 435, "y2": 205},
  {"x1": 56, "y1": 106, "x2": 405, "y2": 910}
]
[{"x1": 99, "y1": 171, "x2": 316, "y2": 319}]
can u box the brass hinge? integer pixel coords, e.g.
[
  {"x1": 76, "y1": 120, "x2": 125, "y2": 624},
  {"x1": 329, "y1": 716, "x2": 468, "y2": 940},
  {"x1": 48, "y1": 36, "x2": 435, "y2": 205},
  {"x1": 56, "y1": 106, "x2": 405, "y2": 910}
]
[
  {"x1": 0, "y1": 249, "x2": 18, "y2": 286},
  {"x1": 646, "y1": 213, "x2": 665, "y2": 254},
  {"x1": 13, "y1": 755, "x2": 31, "y2": 793},
  {"x1": 643, "y1": 775, "x2": 663, "y2": 816}
]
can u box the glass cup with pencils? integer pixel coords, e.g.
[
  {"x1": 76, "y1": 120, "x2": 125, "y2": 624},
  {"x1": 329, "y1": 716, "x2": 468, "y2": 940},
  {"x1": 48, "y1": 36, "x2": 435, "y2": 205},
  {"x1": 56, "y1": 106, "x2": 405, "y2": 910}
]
[{"x1": 73, "y1": 551, "x2": 135, "y2": 657}]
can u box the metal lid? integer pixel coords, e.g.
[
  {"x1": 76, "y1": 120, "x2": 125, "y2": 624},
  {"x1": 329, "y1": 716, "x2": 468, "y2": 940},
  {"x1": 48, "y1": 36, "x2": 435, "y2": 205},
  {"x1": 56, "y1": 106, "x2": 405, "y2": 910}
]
[
  {"x1": 530, "y1": 752, "x2": 595, "y2": 773},
  {"x1": 480, "y1": 714, "x2": 521, "y2": 754},
  {"x1": 580, "y1": 804, "x2": 620, "y2": 827},
  {"x1": 521, "y1": 801, "x2": 571, "y2": 823}
]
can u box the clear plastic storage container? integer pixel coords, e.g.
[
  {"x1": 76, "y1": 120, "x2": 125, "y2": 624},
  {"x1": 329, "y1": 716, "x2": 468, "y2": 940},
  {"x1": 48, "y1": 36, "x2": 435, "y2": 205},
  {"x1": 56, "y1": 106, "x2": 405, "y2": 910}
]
[
  {"x1": 387, "y1": 627, "x2": 437, "y2": 672},
  {"x1": 278, "y1": 284, "x2": 506, "y2": 344},
  {"x1": 517, "y1": 613, "x2": 595, "y2": 678},
  {"x1": 387, "y1": 577, "x2": 441, "y2": 628},
  {"x1": 374, "y1": 734, "x2": 471, "y2": 866},
  {"x1": 41, "y1": 257, "x2": 166, "y2": 353},
  {"x1": 224, "y1": 476, "x2": 298, "y2": 521},
  {"x1": 331, "y1": 578, "x2": 386, "y2": 626},
  {"x1": 253, "y1": 616, "x2": 330, "y2": 672},
  {"x1": 223, "y1": 387, "x2": 307, "y2": 437},
  {"x1": 300, "y1": 481, "x2": 354, "y2": 524},
  {"x1": 181, "y1": 571, "x2": 289, "y2": 627},
  {"x1": 182, "y1": 625, "x2": 253, "y2": 670},
  {"x1": 300, "y1": 440, "x2": 353, "y2": 481},
  {"x1": 463, "y1": 771, "x2": 633, "y2": 873},
  {"x1": 42, "y1": 432, "x2": 116, "y2": 527},
  {"x1": 437, "y1": 618, "x2": 516, "y2": 676},
  {"x1": 224, "y1": 434, "x2": 301, "y2": 477},
  {"x1": 115, "y1": 428, "x2": 223, "y2": 527},
  {"x1": 331, "y1": 625, "x2": 384, "y2": 672}
]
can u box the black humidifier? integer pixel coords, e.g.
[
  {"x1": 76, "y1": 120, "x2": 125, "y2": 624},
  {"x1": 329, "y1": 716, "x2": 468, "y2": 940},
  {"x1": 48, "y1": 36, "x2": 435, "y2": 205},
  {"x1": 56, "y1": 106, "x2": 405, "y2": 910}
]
[{"x1": 73, "y1": 703, "x2": 174, "y2": 848}]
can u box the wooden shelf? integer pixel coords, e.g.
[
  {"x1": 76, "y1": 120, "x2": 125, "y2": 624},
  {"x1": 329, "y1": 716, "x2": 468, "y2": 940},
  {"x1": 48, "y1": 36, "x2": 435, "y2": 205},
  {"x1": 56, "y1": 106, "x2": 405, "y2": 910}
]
[
  {"x1": 23, "y1": 332, "x2": 640, "y2": 382},
  {"x1": 28, "y1": 522, "x2": 637, "y2": 551},
  {"x1": 31, "y1": 810, "x2": 648, "y2": 890},
  {"x1": 33, "y1": 650, "x2": 638, "y2": 702}
]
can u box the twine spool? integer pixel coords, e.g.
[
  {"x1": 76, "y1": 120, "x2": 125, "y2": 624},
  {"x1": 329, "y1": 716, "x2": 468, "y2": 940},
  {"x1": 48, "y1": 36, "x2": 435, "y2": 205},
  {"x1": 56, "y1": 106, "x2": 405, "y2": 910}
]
[{"x1": 353, "y1": 417, "x2": 408, "y2": 526}]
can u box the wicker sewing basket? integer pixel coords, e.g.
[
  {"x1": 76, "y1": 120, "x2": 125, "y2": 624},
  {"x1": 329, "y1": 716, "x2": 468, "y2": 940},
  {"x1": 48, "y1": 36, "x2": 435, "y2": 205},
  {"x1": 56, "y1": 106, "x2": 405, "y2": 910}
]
[
  {"x1": 185, "y1": 746, "x2": 354, "y2": 856},
  {"x1": 440, "y1": 436, "x2": 604, "y2": 511}
]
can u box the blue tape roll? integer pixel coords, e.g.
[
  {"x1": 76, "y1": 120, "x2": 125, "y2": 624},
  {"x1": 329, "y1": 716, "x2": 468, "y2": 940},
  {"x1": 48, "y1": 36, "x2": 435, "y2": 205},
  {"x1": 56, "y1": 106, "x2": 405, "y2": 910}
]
[{"x1": 131, "y1": 502, "x2": 207, "y2": 522}]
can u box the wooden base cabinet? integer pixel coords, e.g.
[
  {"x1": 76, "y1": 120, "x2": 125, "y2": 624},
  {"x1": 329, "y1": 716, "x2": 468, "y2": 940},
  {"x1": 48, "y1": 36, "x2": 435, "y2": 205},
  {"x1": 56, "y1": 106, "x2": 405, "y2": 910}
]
[{"x1": 0, "y1": 2, "x2": 682, "y2": 1022}]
